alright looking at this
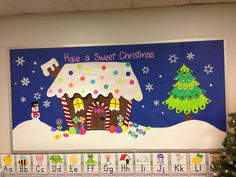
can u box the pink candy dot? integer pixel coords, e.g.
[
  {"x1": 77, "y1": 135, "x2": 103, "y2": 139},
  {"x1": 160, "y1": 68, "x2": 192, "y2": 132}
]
[
  {"x1": 58, "y1": 88, "x2": 63, "y2": 93},
  {"x1": 130, "y1": 80, "x2": 134, "y2": 85},
  {"x1": 100, "y1": 75, "x2": 104, "y2": 80},
  {"x1": 101, "y1": 65, "x2": 106, "y2": 70},
  {"x1": 48, "y1": 89, "x2": 53, "y2": 94},
  {"x1": 94, "y1": 90, "x2": 98, "y2": 94},
  {"x1": 80, "y1": 76, "x2": 85, "y2": 81}
]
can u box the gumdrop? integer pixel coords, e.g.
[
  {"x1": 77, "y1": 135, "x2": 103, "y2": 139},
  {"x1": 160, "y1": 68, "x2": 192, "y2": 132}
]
[
  {"x1": 63, "y1": 133, "x2": 69, "y2": 137},
  {"x1": 116, "y1": 126, "x2": 122, "y2": 133},
  {"x1": 121, "y1": 125, "x2": 128, "y2": 133},
  {"x1": 69, "y1": 127, "x2": 76, "y2": 134},
  {"x1": 51, "y1": 127, "x2": 57, "y2": 132},
  {"x1": 109, "y1": 125, "x2": 116, "y2": 133},
  {"x1": 145, "y1": 126, "x2": 151, "y2": 131},
  {"x1": 76, "y1": 127, "x2": 80, "y2": 134},
  {"x1": 79, "y1": 126, "x2": 86, "y2": 135}
]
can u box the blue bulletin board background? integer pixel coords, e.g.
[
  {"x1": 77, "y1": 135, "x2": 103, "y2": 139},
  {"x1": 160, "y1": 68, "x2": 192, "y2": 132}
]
[{"x1": 10, "y1": 40, "x2": 226, "y2": 151}]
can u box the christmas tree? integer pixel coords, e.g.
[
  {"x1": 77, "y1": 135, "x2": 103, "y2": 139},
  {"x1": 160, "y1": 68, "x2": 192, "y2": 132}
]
[
  {"x1": 162, "y1": 64, "x2": 211, "y2": 120},
  {"x1": 212, "y1": 113, "x2": 236, "y2": 176}
]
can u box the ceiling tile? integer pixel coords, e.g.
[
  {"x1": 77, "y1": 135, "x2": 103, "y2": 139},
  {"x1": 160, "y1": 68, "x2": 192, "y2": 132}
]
[
  {"x1": 0, "y1": 0, "x2": 23, "y2": 16},
  {"x1": 71, "y1": 0, "x2": 132, "y2": 11},
  {"x1": 6, "y1": 0, "x2": 76, "y2": 14},
  {"x1": 191, "y1": 0, "x2": 236, "y2": 4},
  {"x1": 133, "y1": 0, "x2": 191, "y2": 8}
]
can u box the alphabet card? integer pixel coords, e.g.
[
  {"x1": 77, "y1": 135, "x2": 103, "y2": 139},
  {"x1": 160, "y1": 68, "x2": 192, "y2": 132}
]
[
  {"x1": 135, "y1": 153, "x2": 151, "y2": 175},
  {"x1": 49, "y1": 154, "x2": 64, "y2": 174},
  {"x1": 189, "y1": 153, "x2": 206, "y2": 175},
  {"x1": 100, "y1": 153, "x2": 116, "y2": 175},
  {"x1": 84, "y1": 153, "x2": 99, "y2": 175},
  {"x1": 16, "y1": 154, "x2": 31, "y2": 174},
  {"x1": 152, "y1": 153, "x2": 169, "y2": 176},
  {"x1": 171, "y1": 153, "x2": 188, "y2": 176},
  {"x1": 208, "y1": 153, "x2": 220, "y2": 175},
  {"x1": 32, "y1": 154, "x2": 48, "y2": 174},
  {"x1": 66, "y1": 154, "x2": 82, "y2": 175},
  {"x1": 1, "y1": 154, "x2": 16, "y2": 173},
  {"x1": 118, "y1": 153, "x2": 134, "y2": 175}
]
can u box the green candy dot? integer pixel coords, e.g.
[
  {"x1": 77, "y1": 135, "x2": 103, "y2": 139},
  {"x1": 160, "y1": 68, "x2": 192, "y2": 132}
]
[
  {"x1": 58, "y1": 78, "x2": 63, "y2": 82},
  {"x1": 77, "y1": 64, "x2": 82, "y2": 69},
  {"x1": 104, "y1": 84, "x2": 109, "y2": 89},
  {"x1": 118, "y1": 79, "x2": 123, "y2": 84},
  {"x1": 81, "y1": 89, "x2": 85, "y2": 94},
  {"x1": 126, "y1": 62, "x2": 131, "y2": 67}
]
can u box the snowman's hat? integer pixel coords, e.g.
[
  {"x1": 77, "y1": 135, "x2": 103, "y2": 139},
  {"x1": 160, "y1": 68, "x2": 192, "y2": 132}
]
[{"x1": 31, "y1": 101, "x2": 38, "y2": 107}]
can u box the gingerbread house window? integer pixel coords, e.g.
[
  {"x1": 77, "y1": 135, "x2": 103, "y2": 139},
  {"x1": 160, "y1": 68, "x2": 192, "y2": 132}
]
[
  {"x1": 73, "y1": 98, "x2": 84, "y2": 113},
  {"x1": 109, "y1": 98, "x2": 120, "y2": 111}
]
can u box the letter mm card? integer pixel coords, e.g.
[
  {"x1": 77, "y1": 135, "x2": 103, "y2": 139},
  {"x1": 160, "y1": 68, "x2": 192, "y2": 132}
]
[
  {"x1": 153, "y1": 153, "x2": 169, "y2": 176},
  {"x1": 171, "y1": 153, "x2": 188, "y2": 176},
  {"x1": 101, "y1": 153, "x2": 116, "y2": 176},
  {"x1": 208, "y1": 153, "x2": 220, "y2": 176}
]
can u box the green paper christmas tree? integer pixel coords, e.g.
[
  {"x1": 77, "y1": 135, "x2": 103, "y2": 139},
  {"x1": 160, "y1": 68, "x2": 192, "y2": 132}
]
[
  {"x1": 212, "y1": 113, "x2": 236, "y2": 176},
  {"x1": 162, "y1": 64, "x2": 211, "y2": 120}
]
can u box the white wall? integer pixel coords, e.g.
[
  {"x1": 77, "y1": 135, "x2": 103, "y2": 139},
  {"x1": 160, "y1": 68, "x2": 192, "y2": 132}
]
[{"x1": 0, "y1": 4, "x2": 236, "y2": 152}]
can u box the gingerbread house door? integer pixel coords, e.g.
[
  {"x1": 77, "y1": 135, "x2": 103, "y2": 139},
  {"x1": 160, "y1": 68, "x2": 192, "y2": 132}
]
[{"x1": 86, "y1": 102, "x2": 111, "y2": 130}]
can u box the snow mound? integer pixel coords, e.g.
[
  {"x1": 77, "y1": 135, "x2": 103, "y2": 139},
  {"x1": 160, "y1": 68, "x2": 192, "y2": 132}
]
[{"x1": 13, "y1": 120, "x2": 226, "y2": 151}]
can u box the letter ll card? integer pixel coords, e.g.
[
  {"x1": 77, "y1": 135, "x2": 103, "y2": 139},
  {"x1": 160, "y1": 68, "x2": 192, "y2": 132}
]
[
  {"x1": 101, "y1": 153, "x2": 116, "y2": 175},
  {"x1": 32, "y1": 154, "x2": 48, "y2": 174},
  {"x1": 153, "y1": 153, "x2": 169, "y2": 175},
  {"x1": 118, "y1": 153, "x2": 134, "y2": 174},
  {"x1": 16, "y1": 154, "x2": 31, "y2": 173},
  {"x1": 1, "y1": 154, "x2": 16, "y2": 173},
  {"x1": 171, "y1": 153, "x2": 188, "y2": 175},
  {"x1": 66, "y1": 154, "x2": 81, "y2": 174},
  {"x1": 84, "y1": 153, "x2": 99, "y2": 175},
  {"x1": 135, "y1": 153, "x2": 151, "y2": 175},
  {"x1": 190, "y1": 153, "x2": 206, "y2": 175},
  {"x1": 49, "y1": 154, "x2": 64, "y2": 174}
]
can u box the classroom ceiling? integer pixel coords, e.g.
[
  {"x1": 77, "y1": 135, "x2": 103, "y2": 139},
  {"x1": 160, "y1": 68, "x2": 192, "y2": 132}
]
[{"x1": 0, "y1": 0, "x2": 236, "y2": 16}]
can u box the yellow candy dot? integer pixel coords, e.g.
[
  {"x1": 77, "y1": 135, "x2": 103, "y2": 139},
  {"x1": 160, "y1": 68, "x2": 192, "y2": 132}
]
[
  {"x1": 86, "y1": 68, "x2": 91, "y2": 73},
  {"x1": 118, "y1": 79, "x2": 123, "y2": 84},
  {"x1": 81, "y1": 89, "x2": 86, "y2": 94},
  {"x1": 136, "y1": 94, "x2": 141, "y2": 99}
]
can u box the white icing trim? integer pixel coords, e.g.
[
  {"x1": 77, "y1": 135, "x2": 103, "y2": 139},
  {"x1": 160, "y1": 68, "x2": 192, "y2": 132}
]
[{"x1": 41, "y1": 58, "x2": 59, "y2": 76}]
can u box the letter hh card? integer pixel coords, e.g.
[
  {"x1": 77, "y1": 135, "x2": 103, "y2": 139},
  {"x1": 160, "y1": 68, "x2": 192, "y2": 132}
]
[
  {"x1": 66, "y1": 154, "x2": 82, "y2": 175},
  {"x1": 101, "y1": 153, "x2": 116, "y2": 176},
  {"x1": 49, "y1": 154, "x2": 64, "y2": 174},
  {"x1": 16, "y1": 154, "x2": 31, "y2": 174},
  {"x1": 1, "y1": 154, "x2": 16, "y2": 173},
  {"x1": 190, "y1": 153, "x2": 206, "y2": 175},
  {"x1": 84, "y1": 153, "x2": 99, "y2": 175},
  {"x1": 153, "y1": 153, "x2": 169, "y2": 176},
  {"x1": 32, "y1": 154, "x2": 48, "y2": 174},
  {"x1": 171, "y1": 153, "x2": 188, "y2": 176},
  {"x1": 118, "y1": 153, "x2": 134, "y2": 175},
  {"x1": 135, "y1": 153, "x2": 151, "y2": 175}
]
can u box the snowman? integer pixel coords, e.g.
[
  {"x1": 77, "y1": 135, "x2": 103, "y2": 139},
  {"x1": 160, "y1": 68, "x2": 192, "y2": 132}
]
[{"x1": 31, "y1": 101, "x2": 40, "y2": 119}]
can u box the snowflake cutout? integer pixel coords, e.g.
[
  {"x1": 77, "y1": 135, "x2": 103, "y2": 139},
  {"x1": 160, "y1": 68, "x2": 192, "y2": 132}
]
[
  {"x1": 161, "y1": 112, "x2": 164, "y2": 115},
  {"x1": 20, "y1": 96, "x2": 26, "y2": 103},
  {"x1": 33, "y1": 92, "x2": 41, "y2": 100},
  {"x1": 21, "y1": 77, "x2": 30, "y2": 86},
  {"x1": 209, "y1": 83, "x2": 213, "y2": 87},
  {"x1": 145, "y1": 83, "x2": 154, "y2": 92},
  {"x1": 153, "y1": 100, "x2": 160, "y2": 106},
  {"x1": 168, "y1": 54, "x2": 178, "y2": 63},
  {"x1": 204, "y1": 64, "x2": 214, "y2": 74},
  {"x1": 33, "y1": 61, "x2": 37, "y2": 65},
  {"x1": 158, "y1": 75, "x2": 162, "y2": 78},
  {"x1": 43, "y1": 100, "x2": 51, "y2": 108},
  {"x1": 142, "y1": 105, "x2": 145, "y2": 108},
  {"x1": 15, "y1": 56, "x2": 25, "y2": 66},
  {"x1": 142, "y1": 66, "x2": 150, "y2": 74},
  {"x1": 186, "y1": 52, "x2": 195, "y2": 60},
  {"x1": 32, "y1": 70, "x2": 35, "y2": 74},
  {"x1": 40, "y1": 87, "x2": 43, "y2": 90}
]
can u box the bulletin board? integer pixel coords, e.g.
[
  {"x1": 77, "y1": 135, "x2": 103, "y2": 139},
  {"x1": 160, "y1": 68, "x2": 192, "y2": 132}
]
[{"x1": 10, "y1": 39, "x2": 226, "y2": 152}]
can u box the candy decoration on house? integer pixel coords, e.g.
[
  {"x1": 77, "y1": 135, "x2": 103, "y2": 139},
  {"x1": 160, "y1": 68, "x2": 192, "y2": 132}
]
[
  {"x1": 56, "y1": 118, "x2": 63, "y2": 130},
  {"x1": 31, "y1": 101, "x2": 40, "y2": 119},
  {"x1": 162, "y1": 64, "x2": 211, "y2": 121},
  {"x1": 41, "y1": 58, "x2": 143, "y2": 130}
]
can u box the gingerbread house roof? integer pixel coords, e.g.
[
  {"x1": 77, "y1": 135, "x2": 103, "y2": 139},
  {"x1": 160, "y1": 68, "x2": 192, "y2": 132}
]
[{"x1": 46, "y1": 62, "x2": 143, "y2": 101}]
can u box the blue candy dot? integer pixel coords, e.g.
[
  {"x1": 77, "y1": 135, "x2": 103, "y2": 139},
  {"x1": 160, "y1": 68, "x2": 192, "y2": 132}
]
[
  {"x1": 69, "y1": 71, "x2": 73, "y2": 75},
  {"x1": 113, "y1": 71, "x2": 118, "y2": 75},
  {"x1": 126, "y1": 72, "x2": 131, "y2": 76},
  {"x1": 91, "y1": 79, "x2": 96, "y2": 84}
]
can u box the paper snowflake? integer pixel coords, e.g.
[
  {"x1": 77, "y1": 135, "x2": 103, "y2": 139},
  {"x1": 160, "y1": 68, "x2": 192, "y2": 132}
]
[
  {"x1": 20, "y1": 96, "x2": 26, "y2": 103},
  {"x1": 21, "y1": 77, "x2": 30, "y2": 86},
  {"x1": 15, "y1": 56, "x2": 25, "y2": 66},
  {"x1": 43, "y1": 100, "x2": 51, "y2": 108},
  {"x1": 186, "y1": 52, "x2": 195, "y2": 60},
  {"x1": 153, "y1": 100, "x2": 160, "y2": 106},
  {"x1": 142, "y1": 66, "x2": 150, "y2": 74},
  {"x1": 204, "y1": 64, "x2": 214, "y2": 74},
  {"x1": 33, "y1": 61, "x2": 37, "y2": 65},
  {"x1": 33, "y1": 92, "x2": 41, "y2": 100},
  {"x1": 145, "y1": 83, "x2": 154, "y2": 92},
  {"x1": 168, "y1": 54, "x2": 178, "y2": 63}
]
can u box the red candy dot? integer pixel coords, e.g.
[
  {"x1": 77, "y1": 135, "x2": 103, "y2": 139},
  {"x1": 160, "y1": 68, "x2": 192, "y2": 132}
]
[
  {"x1": 94, "y1": 90, "x2": 98, "y2": 94},
  {"x1": 109, "y1": 125, "x2": 116, "y2": 133},
  {"x1": 80, "y1": 76, "x2": 85, "y2": 81},
  {"x1": 130, "y1": 80, "x2": 134, "y2": 85},
  {"x1": 101, "y1": 65, "x2": 106, "y2": 70}
]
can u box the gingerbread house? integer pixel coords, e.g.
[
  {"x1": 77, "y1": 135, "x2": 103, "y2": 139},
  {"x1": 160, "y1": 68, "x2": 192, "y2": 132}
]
[{"x1": 41, "y1": 58, "x2": 143, "y2": 130}]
